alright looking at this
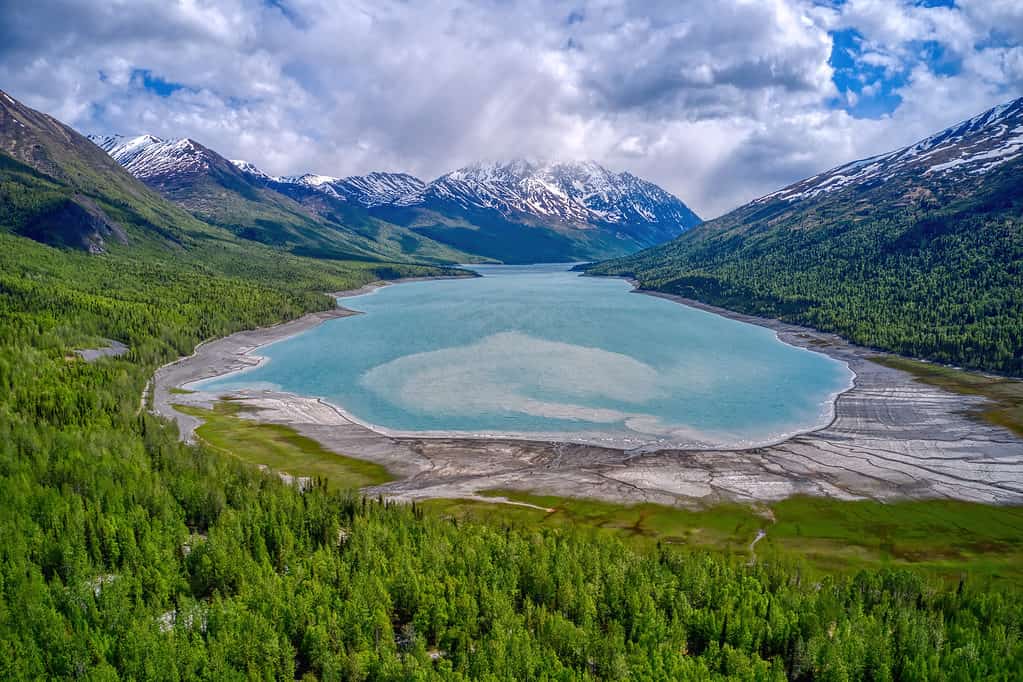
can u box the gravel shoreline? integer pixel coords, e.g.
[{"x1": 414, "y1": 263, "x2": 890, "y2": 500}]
[{"x1": 152, "y1": 276, "x2": 1023, "y2": 506}]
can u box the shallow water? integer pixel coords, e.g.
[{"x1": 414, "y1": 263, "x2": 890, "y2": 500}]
[{"x1": 196, "y1": 264, "x2": 853, "y2": 449}]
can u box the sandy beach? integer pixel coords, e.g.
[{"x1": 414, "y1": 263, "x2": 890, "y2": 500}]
[{"x1": 152, "y1": 277, "x2": 1023, "y2": 507}]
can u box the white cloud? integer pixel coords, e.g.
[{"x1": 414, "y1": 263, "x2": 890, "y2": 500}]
[{"x1": 1, "y1": 0, "x2": 1020, "y2": 217}]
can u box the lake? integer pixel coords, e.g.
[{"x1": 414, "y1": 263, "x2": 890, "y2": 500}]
[{"x1": 196, "y1": 263, "x2": 854, "y2": 449}]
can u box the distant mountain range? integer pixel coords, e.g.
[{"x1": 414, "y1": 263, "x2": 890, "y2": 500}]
[
  {"x1": 368, "y1": 160, "x2": 700, "y2": 262},
  {"x1": 588, "y1": 97, "x2": 1023, "y2": 375},
  {"x1": 250, "y1": 158, "x2": 700, "y2": 236},
  {"x1": 89, "y1": 133, "x2": 701, "y2": 263},
  {"x1": 87, "y1": 133, "x2": 477, "y2": 263}
]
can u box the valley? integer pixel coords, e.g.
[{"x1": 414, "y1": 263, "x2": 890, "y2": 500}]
[
  {"x1": 152, "y1": 270, "x2": 1023, "y2": 509},
  {"x1": 2, "y1": 79, "x2": 1023, "y2": 677}
]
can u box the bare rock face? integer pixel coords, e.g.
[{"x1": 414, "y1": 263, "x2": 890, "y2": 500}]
[{"x1": 19, "y1": 196, "x2": 127, "y2": 253}]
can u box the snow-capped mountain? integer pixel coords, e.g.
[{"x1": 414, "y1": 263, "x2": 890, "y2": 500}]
[
  {"x1": 93, "y1": 131, "x2": 700, "y2": 262},
  {"x1": 86, "y1": 132, "x2": 479, "y2": 263},
  {"x1": 758, "y1": 97, "x2": 1023, "y2": 205},
  {"x1": 234, "y1": 158, "x2": 701, "y2": 242},
  {"x1": 409, "y1": 160, "x2": 700, "y2": 234},
  {"x1": 231, "y1": 162, "x2": 427, "y2": 208},
  {"x1": 233, "y1": 157, "x2": 702, "y2": 261},
  {"x1": 88, "y1": 134, "x2": 221, "y2": 182}
]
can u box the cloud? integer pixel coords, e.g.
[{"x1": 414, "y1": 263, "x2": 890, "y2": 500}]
[{"x1": 1, "y1": 0, "x2": 1021, "y2": 217}]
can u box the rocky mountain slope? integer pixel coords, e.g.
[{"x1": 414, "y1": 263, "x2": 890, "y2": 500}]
[
  {"x1": 0, "y1": 91, "x2": 230, "y2": 252},
  {"x1": 270, "y1": 170, "x2": 426, "y2": 208},
  {"x1": 587, "y1": 97, "x2": 1023, "y2": 375},
  {"x1": 233, "y1": 158, "x2": 701, "y2": 263},
  {"x1": 410, "y1": 160, "x2": 698, "y2": 239},
  {"x1": 89, "y1": 134, "x2": 476, "y2": 263}
]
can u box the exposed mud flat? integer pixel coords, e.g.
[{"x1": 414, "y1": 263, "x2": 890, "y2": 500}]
[
  {"x1": 76, "y1": 339, "x2": 129, "y2": 362},
  {"x1": 152, "y1": 282, "x2": 1023, "y2": 507}
]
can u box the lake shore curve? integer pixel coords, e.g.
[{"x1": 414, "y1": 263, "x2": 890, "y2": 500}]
[{"x1": 152, "y1": 274, "x2": 1023, "y2": 506}]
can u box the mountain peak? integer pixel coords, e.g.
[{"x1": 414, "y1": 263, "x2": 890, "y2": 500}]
[
  {"x1": 284, "y1": 173, "x2": 340, "y2": 187},
  {"x1": 758, "y1": 96, "x2": 1023, "y2": 205},
  {"x1": 423, "y1": 158, "x2": 699, "y2": 235},
  {"x1": 86, "y1": 133, "x2": 223, "y2": 181},
  {"x1": 230, "y1": 159, "x2": 271, "y2": 179}
]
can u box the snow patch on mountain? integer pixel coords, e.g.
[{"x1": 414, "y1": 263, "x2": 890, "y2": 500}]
[
  {"x1": 404, "y1": 160, "x2": 699, "y2": 232},
  {"x1": 87, "y1": 134, "x2": 214, "y2": 180},
  {"x1": 757, "y1": 97, "x2": 1023, "y2": 204},
  {"x1": 283, "y1": 173, "x2": 339, "y2": 187},
  {"x1": 332, "y1": 172, "x2": 426, "y2": 207},
  {"x1": 230, "y1": 159, "x2": 272, "y2": 180}
]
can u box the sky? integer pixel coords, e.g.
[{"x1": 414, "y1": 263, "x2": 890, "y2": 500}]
[{"x1": 1, "y1": 0, "x2": 1022, "y2": 218}]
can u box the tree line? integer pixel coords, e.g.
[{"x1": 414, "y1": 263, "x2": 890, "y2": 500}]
[{"x1": 0, "y1": 227, "x2": 1020, "y2": 678}]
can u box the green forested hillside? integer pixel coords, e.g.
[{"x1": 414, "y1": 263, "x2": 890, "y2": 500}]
[
  {"x1": 587, "y1": 140, "x2": 1023, "y2": 376},
  {"x1": 1, "y1": 236, "x2": 1021, "y2": 679}
]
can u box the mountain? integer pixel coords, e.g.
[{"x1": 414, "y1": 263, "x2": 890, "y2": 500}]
[
  {"x1": 587, "y1": 97, "x2": 1023, "y2": 375},
  {"x1": 374, "y1": 160, "x2": 700, "y2": 263},
  {"x1": 268, "y1": 169, "x2": 426, "y2": 207},
  {"x1": 757, "y1": 99, "x2": 1023, "y2": 205},
  {"x1": 233, "y1": 158, "x2": 700, "y2": 263},
  {"x1": 94, "y1": 127, "x2": 698, "y2": 265},
  {"x1": 416, "y1": 160, "x2": 698, "y2": 237},
  {"x1": 90, "y1": 134, "x2": 477, "y2": 263},
  {"x1": 369, "y1": 160, "x2": 700, "y2": 263},
  {"x1": 0, "y1": 91, "x2": 235, "y2": 252}
]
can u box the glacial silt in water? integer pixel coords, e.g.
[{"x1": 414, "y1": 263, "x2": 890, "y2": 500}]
[{"x1": 196, "y1": 264, "x2": 853, "y2": 449}]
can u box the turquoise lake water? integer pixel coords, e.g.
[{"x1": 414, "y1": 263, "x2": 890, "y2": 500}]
[{"x1": 196, "y1": 264, "x2": 854, "y2": 449}]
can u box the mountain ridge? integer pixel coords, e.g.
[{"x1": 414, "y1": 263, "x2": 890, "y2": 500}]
[
  {"x1": 87, "y1": 133, "x2": 479, "y2": 264},
  {"x1": 586, "y1": 96, "x2": 1023, "y2": 375},
  {"x1": 754, "y1": 97, "x2": 1023, "y2": 207},
  {"x1": 106, "y1": 140, "x2": 701, "y2": 263},
  {"x1": 0, "y1": 90, "x2": 235, "y2": 252},
  {"x1": 229, "y1": 156, "x2": 700, "y2": 234}
]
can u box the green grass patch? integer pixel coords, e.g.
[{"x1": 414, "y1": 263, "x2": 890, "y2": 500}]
[
  {"x1": 425, "y1": 490, "x2": 1023, "y2": 585},
  {"x1": 168, "y1": 387, "x2": 195, "y2": 395},
  {"x1": 175, "y1": 401, "x2": 393, "y2": 489},
  {"x1": 768, "y1": 496, "x2": 1023, "y2": 584},
  {"x1": 873, "y1": 355, "x2": 1023, "y2": 437},
  {"x1": 423, "y1": 491, "x2": 766, "y2": 554}
]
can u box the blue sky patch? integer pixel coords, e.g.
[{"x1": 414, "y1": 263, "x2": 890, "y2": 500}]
[
  {"x1": 829, "y1": 29, "x2": 904, "y2": 118},
  {"x1": 132, "y1": 69, "x2": 188, "y2": 97},
  {"x1": 827, "y1": 1, "x2": 966, "y2": 119}
]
